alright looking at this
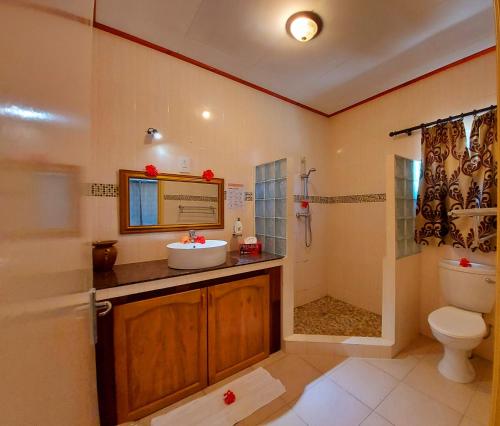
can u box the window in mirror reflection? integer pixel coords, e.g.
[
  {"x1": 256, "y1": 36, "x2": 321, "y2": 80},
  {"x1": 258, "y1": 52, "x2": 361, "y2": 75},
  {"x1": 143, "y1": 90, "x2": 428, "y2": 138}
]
[{"x1": 129, "y1": 178, "x2": 158, "y2": 226}]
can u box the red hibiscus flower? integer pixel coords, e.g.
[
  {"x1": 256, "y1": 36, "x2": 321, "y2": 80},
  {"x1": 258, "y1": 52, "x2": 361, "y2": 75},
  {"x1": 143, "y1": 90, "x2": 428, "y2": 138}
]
[
  {"x1": 202, "y1": 169, "x2": 215, "y2": 181},
  {"x1": 145, "y1": 164, "x2": 159, "y2": 177},
  {"x1": 459, "y1": 258, "x2": 472, "y2": 267},
  {"x1": 223, "y1": 390, "x2": 236, "y2": 405},
  {"x1": 194, "y1": 235, "x2": 206, "y2": 244}
]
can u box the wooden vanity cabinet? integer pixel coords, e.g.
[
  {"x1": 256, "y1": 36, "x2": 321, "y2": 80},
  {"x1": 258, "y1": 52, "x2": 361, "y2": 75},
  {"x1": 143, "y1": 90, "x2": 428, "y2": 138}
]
[
  {"x1": 96, "y1": 268, "x2": 279, "y2": 426},
  {"x1": 208, "y1": 275, "x2": 270, "y2": 383},
  {"x1": 113, "y1": 289, "x2": 207, "y2": 423}
]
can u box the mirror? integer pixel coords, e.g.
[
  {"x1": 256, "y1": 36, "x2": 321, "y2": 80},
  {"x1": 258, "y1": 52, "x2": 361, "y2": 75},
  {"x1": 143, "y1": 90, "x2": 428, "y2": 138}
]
[{"x1": 119, "y1": 170, "x2": 224, "y2": 234}]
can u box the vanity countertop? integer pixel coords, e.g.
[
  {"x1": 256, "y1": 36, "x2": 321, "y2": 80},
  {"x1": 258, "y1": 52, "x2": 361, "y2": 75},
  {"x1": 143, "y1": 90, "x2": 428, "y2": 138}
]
[{"x1": 93, "y1": 251, "x2": 284, "y2": 290}]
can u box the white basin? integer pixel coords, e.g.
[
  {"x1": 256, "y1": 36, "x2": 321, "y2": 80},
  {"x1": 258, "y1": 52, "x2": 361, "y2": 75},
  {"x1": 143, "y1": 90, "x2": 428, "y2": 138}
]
[{"x1": 167, "y1": 240, "x2": 228, "y2": 269}]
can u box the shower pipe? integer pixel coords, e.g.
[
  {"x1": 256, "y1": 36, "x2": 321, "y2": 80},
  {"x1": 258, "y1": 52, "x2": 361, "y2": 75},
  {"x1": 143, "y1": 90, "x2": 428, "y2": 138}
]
[
  {"x1": 296, "y1": 168, "x2": 316, "y2": 247},
  {"x1": 389, "y1": 104, "x2": 497, "y2": 137}
]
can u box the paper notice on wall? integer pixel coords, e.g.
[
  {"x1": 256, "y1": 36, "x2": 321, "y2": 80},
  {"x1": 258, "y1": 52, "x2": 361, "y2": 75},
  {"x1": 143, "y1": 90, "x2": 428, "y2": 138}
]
[{"x1": 227, "y1": 183, "x2": 245, "y2": 209}]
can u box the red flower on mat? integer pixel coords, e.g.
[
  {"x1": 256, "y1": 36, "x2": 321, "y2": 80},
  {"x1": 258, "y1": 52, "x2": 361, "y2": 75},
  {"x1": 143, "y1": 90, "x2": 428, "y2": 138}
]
[
  {"x1": 223, "y1": 390, "x2": 236, "y2": 405},
  {"x1": 202, "y1": 169, "x2": 215, "y2": 181},
  {"x1": 145, "y1": 164, "x2": 159, "y2": 177},
  {"x1": 194, "y1": 235, "x2": 206, "y2": 244},
  {"x1": 301, "y1": 200, "x2": 309, "y2": 209},
  {"x1": 459, "y1": 257, "x2": 472, "y2": 267}
]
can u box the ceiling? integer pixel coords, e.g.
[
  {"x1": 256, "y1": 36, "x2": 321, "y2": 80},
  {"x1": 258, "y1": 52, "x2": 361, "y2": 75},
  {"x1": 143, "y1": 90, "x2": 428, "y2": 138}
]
[{"x1": 95, "y1": 0, "x2": 495, "y2": 116}]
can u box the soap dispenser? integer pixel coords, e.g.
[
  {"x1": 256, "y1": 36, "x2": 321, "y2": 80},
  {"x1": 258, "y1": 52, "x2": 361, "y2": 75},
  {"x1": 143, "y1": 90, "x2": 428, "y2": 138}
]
[{"x1": 233, "y1": 217, "x2": 243, "y2": 236}]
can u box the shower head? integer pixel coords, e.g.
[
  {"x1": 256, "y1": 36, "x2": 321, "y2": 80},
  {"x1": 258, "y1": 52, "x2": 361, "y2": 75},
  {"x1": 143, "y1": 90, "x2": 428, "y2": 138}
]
[{"x1": 302, "y1": 168, "x2": 317, "y2": 178}]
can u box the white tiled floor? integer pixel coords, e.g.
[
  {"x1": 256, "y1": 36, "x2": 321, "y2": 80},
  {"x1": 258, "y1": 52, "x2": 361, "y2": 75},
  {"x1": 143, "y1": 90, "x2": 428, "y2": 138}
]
[{"x1": 124, "y1": 335, "x2": 492, "y2": 426}]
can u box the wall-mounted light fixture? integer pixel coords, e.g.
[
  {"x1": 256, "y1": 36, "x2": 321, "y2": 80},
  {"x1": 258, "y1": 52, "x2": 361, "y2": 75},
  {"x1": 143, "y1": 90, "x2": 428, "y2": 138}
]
[
  {"x1": 286, "y1": 11, "x2": 323, "y2": 43},
  {"x1": 146, "y1": 127, "x2": 162, "y2": 140}
]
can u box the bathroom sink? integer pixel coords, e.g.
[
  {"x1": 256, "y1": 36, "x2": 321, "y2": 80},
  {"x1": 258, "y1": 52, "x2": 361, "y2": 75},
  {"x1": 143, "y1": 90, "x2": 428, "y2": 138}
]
[{"x1": 167, "y1": 240, "x2": 228, "y2": 270}]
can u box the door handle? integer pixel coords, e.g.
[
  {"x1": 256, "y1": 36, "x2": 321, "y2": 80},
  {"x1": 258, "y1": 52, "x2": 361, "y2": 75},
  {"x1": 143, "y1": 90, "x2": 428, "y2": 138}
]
[
  {"x1": 96, "y1": 300, "x2": 112, "y2": 316},
  {"x1": 90, "y1": 288, "x2": 113, "y2": 344}
]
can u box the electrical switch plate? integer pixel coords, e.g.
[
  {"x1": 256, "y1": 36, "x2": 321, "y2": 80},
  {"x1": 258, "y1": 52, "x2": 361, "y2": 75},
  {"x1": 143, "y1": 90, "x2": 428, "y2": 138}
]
[{"x1": 178, "y1": 156, "x2": 192, "y2": 173}]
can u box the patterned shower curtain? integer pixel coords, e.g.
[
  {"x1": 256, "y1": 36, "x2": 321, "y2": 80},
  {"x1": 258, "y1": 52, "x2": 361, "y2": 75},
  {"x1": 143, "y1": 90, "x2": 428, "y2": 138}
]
[
  {"x1": 463, "y1": 110, "x2": 497, "y2": 252},
  {"x1": 414, "y1": 110, "x2": 497, "y2": 252}
]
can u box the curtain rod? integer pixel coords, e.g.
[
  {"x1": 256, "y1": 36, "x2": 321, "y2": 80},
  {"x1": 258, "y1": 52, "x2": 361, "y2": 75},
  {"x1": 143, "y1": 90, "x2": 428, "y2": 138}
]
[{"x1": 389, "y1": 104, "x2": 497, "y2": 137}]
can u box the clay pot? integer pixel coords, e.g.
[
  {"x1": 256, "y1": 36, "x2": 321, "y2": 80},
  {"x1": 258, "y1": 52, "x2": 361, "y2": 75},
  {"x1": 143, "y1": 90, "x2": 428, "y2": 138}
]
[{"x1": 92, "y1": 240, "x2": 118, "y2": 272}]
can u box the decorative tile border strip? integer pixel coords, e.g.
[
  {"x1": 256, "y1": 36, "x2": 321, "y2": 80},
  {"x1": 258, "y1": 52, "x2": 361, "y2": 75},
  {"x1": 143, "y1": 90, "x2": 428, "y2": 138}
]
[
  {"x1": 294, "y1": 193, "x2": 386, "y2": 204},
  {"x1": 87, "y1": 183, "x2": 119, "y2": 197},
  {"x1": 163, "y1": 194, "x2": 218, "y2": 202},
  {"x1": 86, "y1": 183, "x2": 254, "y2": 201}
]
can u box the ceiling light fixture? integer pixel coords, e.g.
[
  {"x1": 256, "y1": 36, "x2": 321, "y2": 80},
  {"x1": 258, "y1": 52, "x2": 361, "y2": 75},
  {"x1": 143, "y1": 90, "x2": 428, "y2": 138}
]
[
  {"x1": 201, "y1": 110, "x2": 211, "y2": 120},
  {"x1": 286, "y1": 11, "x2": 323, "y2": 43},
  {"x1": 146, "y1": 127, "x2": 162, "y2": 140}
]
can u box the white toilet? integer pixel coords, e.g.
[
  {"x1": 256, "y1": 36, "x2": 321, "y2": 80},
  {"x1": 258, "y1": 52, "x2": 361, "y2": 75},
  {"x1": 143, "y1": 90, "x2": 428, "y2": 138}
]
[{"x1": 428, "y1": 259, "x2": 495, "y2": 383}]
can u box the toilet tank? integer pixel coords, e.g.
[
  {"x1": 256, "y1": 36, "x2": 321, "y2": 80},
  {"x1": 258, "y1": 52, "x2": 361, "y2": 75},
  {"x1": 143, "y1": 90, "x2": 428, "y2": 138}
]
[{"x1": 439, "y1": 259, "x2": 496, "y2": 313}]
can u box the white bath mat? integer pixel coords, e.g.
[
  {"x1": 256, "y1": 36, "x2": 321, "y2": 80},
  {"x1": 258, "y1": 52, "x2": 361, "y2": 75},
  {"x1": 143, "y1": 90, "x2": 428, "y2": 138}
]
[{"x1": 151, "y1": 367, "x2": 285, "y2": 426}]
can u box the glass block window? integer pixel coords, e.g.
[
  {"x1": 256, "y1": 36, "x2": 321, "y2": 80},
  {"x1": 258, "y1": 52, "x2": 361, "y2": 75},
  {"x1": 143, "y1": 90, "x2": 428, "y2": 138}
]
[
  {"x1": 255, "y1": 159, "x2": 287, "y2": 255},
  {"x1": 395, "y1": 156, "x2": 421, "y2": 259}
]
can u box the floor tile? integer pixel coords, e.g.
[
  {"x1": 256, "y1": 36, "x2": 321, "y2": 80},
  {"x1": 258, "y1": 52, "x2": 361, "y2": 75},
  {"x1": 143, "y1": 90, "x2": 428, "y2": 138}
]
[
  {"x1": 464, "y1": 388, "x2": 491, "y2": 425},
  {"x1": 262, "y1": 405, "x2": 307, "y2": 426},
  {"x1": 360, "y1": 412, "x2": 394, "y2": 426},
  {"x1": 376, "y1": 383, "x2": 462, "y2": 426},
  {"x1": 363, "y1": 354, "x2": 419, "y2": 380},
  {"x1": 237, "y1": 396, "x2": 288, "y2": 426},
  {"x1": 459, "y1": 417, "x2": 484, "y2": 426},
  {"x1": 471, "y1": 356, "x2": 493, "y2": 394},
  {"x1": 290, "y1": 378, "x2": 371, "y2": 426},
  {"x1": 264, "y1": 354, "x2": 323, "y2": 403},
  {"x1": 403, "y1": 335, "x2": 443, "y2": 359},
  {"x1": 329, "y1": 358, "x2": 398, "y2": 409},
  {"x1": 299, "y1": 353, "x2": 347, "y2": 374},
  {"x1": 404, "y1": 356, "x2": 475, "y2": 413},
  {"x1": 254, "y1": 351, "x2": 288, "y2": 369}
]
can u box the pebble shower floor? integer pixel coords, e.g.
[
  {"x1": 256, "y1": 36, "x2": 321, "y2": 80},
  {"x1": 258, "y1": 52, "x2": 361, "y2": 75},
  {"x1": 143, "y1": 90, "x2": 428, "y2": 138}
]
[{"x1": 294, "y1": 296, "x2": 382, "y2": 337}]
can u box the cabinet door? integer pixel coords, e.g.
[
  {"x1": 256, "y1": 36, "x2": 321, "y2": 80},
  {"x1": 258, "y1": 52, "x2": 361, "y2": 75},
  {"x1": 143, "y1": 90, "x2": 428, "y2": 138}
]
[
  {"x1": 208, "y1": 275, "x2": 270, "y2": 384},
  {"x1": 113, "y1": 289, "x2": 207, "y2": 423}
]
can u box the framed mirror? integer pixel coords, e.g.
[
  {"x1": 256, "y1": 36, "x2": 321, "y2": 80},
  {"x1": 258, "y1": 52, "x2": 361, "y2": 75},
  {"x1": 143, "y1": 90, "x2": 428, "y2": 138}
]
[{"x1": 119, "y1": 170, "x2": 224, "y2": 234}]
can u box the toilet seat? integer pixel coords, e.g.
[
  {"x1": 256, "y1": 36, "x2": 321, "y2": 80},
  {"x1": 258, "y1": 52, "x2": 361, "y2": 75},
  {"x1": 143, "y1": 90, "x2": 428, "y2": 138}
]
[{"x1": 428, "y1": 306, "x2": 486, "y2": 339}]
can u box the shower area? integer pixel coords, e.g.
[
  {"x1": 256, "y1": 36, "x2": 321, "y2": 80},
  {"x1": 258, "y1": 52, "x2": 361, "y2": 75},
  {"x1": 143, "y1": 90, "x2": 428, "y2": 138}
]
[{"x1": 292, "y1": 160, "x2": 383, "y2": 338}]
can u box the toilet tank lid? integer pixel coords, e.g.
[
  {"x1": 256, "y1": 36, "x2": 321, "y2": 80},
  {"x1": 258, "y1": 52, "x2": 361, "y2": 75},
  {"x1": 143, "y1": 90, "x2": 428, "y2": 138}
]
[{"x1": 439, "y1": 259, "x2": 495, "y2": 275}]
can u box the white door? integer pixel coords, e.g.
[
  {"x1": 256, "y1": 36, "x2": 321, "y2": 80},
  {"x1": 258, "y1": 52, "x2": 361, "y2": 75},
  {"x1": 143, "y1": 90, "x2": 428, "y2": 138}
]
[{"x1": 0, "y1": 1, "x2": 99, "y2": 424}]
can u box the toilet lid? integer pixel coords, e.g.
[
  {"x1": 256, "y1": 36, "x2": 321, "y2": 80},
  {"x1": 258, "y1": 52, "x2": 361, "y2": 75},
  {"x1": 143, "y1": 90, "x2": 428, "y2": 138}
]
[{"x1": 428, "y1": 306, "x2": 486, "y2": 339}]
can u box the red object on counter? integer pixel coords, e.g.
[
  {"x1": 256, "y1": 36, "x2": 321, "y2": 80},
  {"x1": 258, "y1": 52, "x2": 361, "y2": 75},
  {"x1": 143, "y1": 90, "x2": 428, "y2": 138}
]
[
  {"x1": 459, "y1": 257, "x2": 472, "y2": 267},
  {"x1": 240, "y1": 242, "x2": 262, "y2": 255},
  {"x1": 194, "y1": 235, "x2": 206, "y2": 244},
  {"x1": 223, "y1": 390, "x2": 236, "y2": 405}
]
